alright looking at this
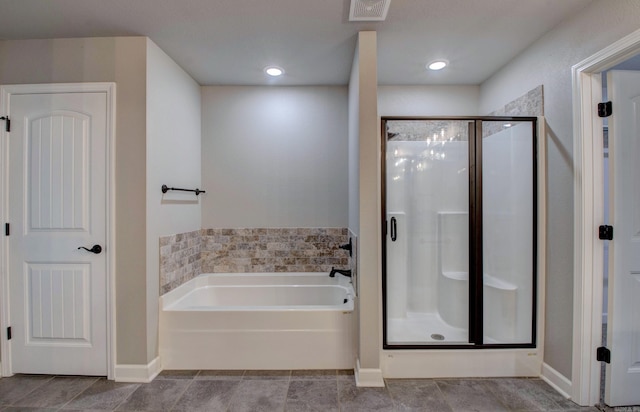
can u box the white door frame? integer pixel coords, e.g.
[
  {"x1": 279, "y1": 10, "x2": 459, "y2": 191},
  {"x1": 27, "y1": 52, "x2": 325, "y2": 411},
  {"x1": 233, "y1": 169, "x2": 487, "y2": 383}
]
[
  {"x1": 571, "y1": 29, "x2": 640, "y2": 406},
  {"x1": 0, "y1": 83, "x2": 116, "y2": 379}
]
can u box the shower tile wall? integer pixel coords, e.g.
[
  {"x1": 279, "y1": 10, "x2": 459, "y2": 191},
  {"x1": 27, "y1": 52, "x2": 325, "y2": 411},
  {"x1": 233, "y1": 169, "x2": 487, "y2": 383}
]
[
  {"x1": 159, "y1": 230, "x2": 202, "y2": 294},
  {"x1": 481, "y1": 85, "x2": 543, "y2": 137},
  {"x1": 160, "y1": 228, "x2": 350, "y2": 294},
  {"x1": 488, "y1": 85, "x2": 543, "y2": 117},
  {"x1": 200, "y1": 228, "x2": 349, "y2": 273}
]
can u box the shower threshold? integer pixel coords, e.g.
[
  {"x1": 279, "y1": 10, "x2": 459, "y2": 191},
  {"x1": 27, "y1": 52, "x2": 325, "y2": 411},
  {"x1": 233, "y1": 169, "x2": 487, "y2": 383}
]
[{"x1": 387, "y1": 312, "x2": 468, "y2": 345}]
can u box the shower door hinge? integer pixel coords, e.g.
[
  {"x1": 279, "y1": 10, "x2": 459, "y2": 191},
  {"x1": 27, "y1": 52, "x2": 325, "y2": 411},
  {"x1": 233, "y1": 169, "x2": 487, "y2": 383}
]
[
  {"x1": 6, "y1": 327, "x2": 11, "y2": 340},
  {"x1": 597, "y1": 346, "x2": 611, "y2": 363},
  {"x1": 598, "y1": 101, "x2": 612, "y2": 118},
  {"x1": 599, "y1": 225, "x2": 613, "y2": 240}
]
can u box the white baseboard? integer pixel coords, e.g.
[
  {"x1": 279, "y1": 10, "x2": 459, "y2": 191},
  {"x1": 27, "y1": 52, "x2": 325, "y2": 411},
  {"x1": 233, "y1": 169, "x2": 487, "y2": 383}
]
[
  {"x1": 114, "y1": 356, "x2": 161, "y2": 383},
  {"x1": 541, "y1": 362, "x2": 572, "y2": 399},
  {"x1": 355, "y1": 358, "x2": 385, "y2": 387}
]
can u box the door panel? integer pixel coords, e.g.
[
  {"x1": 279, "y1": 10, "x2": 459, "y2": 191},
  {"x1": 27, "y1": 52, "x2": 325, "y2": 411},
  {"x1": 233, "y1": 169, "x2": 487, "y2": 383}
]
[
  {"x1": 606, "y1": 70, "x2": 640, "y2": 406},
  {"x1": 28, "y1": 112, "x2": 89, "y2": 231},
  {"x1": 8, "y1": 91, "x2": 107, "y2": 376},
  {"x1": 27, "y1": 264, "x2": 91, "y2": 343}
]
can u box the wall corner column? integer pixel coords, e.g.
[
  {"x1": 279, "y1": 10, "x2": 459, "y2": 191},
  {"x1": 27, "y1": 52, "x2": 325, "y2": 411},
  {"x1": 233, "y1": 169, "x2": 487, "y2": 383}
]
[{"x1": 353, "y1": 31, "x2": 384, "y2": 387}]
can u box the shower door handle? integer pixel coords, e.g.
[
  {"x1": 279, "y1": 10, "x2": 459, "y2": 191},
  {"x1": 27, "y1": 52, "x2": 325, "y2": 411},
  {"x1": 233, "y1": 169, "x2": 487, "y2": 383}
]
[{"x1": 390, "y1": 217, "x2": 397, "y2": 242}]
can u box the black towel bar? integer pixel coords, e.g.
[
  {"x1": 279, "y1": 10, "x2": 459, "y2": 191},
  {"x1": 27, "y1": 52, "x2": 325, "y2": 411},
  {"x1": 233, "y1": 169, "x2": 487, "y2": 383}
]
[{"x1": 161, "y1": 184, "x2": 206, "y2": 196}]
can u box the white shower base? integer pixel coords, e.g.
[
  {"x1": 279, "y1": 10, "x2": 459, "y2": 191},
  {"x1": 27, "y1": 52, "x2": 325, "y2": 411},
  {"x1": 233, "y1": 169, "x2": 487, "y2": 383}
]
[{"x1": 387, "y1": 312, "x2": 469, "y2": 345}]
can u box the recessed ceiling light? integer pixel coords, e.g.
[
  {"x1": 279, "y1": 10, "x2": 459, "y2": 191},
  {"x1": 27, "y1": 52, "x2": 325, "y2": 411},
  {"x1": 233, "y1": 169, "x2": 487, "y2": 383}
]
[
  {"x1": 264, "y1": 66, "x2": 284, "y2": 77},
  {"x1": 427, "y1": 60, "x2": 448, "y2": 71}
]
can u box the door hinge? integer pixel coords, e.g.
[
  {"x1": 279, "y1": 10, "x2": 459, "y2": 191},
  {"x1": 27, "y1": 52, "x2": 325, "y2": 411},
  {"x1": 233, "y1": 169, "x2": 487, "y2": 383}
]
[
  {"x1": 5, "y1": 223, "x2": 9, "y2": 236},
  {"x1": 0, "y1": 116, "x2": 9, "y2": 132},
  {"x1": 599, "y1": 225, "x2": 613, "y2": 240},
  {"x1": 598, "y1": 101, "x2": 612, "y2": 118},
  {"x1": 6, "y1": 327, "x2": 11, "y2": 340},
  {"x1": 597, "y1": 346, "x2": 611, "y2": 363}
]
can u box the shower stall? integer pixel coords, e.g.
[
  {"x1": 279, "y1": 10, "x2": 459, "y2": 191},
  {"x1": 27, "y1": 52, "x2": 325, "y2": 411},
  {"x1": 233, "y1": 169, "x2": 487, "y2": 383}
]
[{"x1": 382, "y1": 117, "x2": 537, "y2": 348}]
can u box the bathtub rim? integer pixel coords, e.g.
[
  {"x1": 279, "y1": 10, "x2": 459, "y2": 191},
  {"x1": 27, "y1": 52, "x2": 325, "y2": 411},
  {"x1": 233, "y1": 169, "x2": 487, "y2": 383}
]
[{"x1": 160, "y1": 272, "x2": 355, "y2": 312}]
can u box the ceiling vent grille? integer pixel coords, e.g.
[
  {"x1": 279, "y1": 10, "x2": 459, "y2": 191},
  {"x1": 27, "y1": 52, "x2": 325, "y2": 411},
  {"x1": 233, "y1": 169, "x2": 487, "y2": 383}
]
[{"x1": 349, "y1": 0, "x2": 391, "y2": 21}]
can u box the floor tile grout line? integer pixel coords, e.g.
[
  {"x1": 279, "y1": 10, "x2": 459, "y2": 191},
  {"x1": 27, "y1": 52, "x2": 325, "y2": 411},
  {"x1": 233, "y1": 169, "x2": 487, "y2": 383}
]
[
  {"x1": 477, "y1": 378, "x2": 513, "y2": 412},
  {"x1": 10, "y1": 375, "x2": 99, "y2": 410},
  {"x1": 283, "y1": 377, "x2": 291, "y2": 412},
  {"x1": 56, "y1": 376, "x2": 101, "y2": 411},
  {"x1": 494, "y1": 377, "x2": 567, "y2": 411},
  {"x1": 167, "y1": 375, "x2": 198, "y2": 412},
  {"x1": 336, "y1": 375, "x2": 341, "y2": 412},
  {"x1": 222, "y1": 374, "x2": 244, "y2": 412},
  {"x1": 225, "y1": 371, "x2": 262, "y2": 412},
  {"x1": 434, "y1": 379, "x2": 458, "y2": 412},
  {"x1": 384, "y1": 378, "x2": 405, "y2": 410},
  {"x1": 282, "y1": 377, "x2": 290, "y2": 412},
  {"x1": 523, "y1": 377, "x2": 565, "y2": 411},
  {"x1": 110, "y1": 380, "x2": 142, "y2": 412},
  {"x1": 4, "y1": 374, "x2": 56, "y2": 407}
]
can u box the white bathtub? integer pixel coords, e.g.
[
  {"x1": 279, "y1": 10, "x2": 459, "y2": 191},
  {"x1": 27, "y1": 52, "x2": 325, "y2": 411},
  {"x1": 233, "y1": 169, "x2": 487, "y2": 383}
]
[{"x1": 159, "y1": 272, "x2": 355, "y2": 370}]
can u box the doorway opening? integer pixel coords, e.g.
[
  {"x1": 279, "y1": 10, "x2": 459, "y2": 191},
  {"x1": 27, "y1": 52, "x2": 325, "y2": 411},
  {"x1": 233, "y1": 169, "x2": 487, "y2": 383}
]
[
  {"x1": 598, "y1": 55, "x2": 640, "y2": 407},
  {"x1": 571, "y1": 28, "x2": 640, "y2": 407}
]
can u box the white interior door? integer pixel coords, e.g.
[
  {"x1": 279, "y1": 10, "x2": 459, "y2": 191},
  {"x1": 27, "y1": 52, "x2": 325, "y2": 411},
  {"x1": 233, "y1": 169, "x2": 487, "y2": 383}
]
[
  {"x1": 606, "y1": 70, "x2": 640, "y2": 407},
  {"x1": 7, "y1": 88, "x2": 108, "y2": 375}
]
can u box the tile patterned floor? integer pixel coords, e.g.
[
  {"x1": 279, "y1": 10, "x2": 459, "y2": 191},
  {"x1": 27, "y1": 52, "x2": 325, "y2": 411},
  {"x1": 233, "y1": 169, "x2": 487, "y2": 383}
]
[{"x1": 0, "y1": 369, "x2": 609, "y2": 411}]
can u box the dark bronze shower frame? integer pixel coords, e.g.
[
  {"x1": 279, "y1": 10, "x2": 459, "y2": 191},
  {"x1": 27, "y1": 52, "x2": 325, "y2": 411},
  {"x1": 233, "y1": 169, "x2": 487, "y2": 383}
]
[{"x1": 381, "y1": 116, "x2": 538, "y2": 350}]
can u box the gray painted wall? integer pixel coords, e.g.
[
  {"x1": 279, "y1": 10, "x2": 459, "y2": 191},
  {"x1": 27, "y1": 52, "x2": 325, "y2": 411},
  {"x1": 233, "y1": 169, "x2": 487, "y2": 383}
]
[
  {"x1": 480, "y1": 0, "x2": 640, "y2": 379},
  {"x1": 0, "y1": 36, "x2": 203, "y2": 367},
  {"x1": 378, "y1": 85, "x2": 479, "y2": 116},
  {"x1": 146, "y1": 39, "x2": 202, "y2": 361},
  {"x1": 0, "y1": 37, "x2": 149, "y2": 364},
  {"x1": 200, "y1": 86, "x2": 348, "y2": 229}
]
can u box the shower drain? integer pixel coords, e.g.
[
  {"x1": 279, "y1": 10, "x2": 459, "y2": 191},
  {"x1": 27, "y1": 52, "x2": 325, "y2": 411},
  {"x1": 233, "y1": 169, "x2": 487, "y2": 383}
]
[{"x1": 430, "y1": 333, "x2": 445, "y2": 341}]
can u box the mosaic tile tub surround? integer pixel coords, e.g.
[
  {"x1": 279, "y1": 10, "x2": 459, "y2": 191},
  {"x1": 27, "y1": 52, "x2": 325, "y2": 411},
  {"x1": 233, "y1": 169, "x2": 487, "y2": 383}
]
[
  {"x1": 200, "y1": 228, "x2": 349, "y2": 273},
  {"x1": 160, "y1": 228, "x2": 351, "y2": 294},
  {"x1": 159, "y1": 230, "x2": 202, "y2": 295}
]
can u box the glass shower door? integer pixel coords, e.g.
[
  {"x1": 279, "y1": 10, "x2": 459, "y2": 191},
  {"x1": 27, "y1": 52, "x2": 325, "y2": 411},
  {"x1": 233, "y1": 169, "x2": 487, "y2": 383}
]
[
  {"x1": 481, "y1": 120, "x2": 535, "y2": 344},
  {"x1": 384, "y1": 120, "x2": 472, "y2": 346}
]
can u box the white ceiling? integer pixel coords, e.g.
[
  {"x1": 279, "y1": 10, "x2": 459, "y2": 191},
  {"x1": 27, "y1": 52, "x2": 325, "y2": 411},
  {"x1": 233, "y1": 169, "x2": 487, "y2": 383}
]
[{"x1": 0, "y1": 0, "x2": 594, "y2": 86}]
